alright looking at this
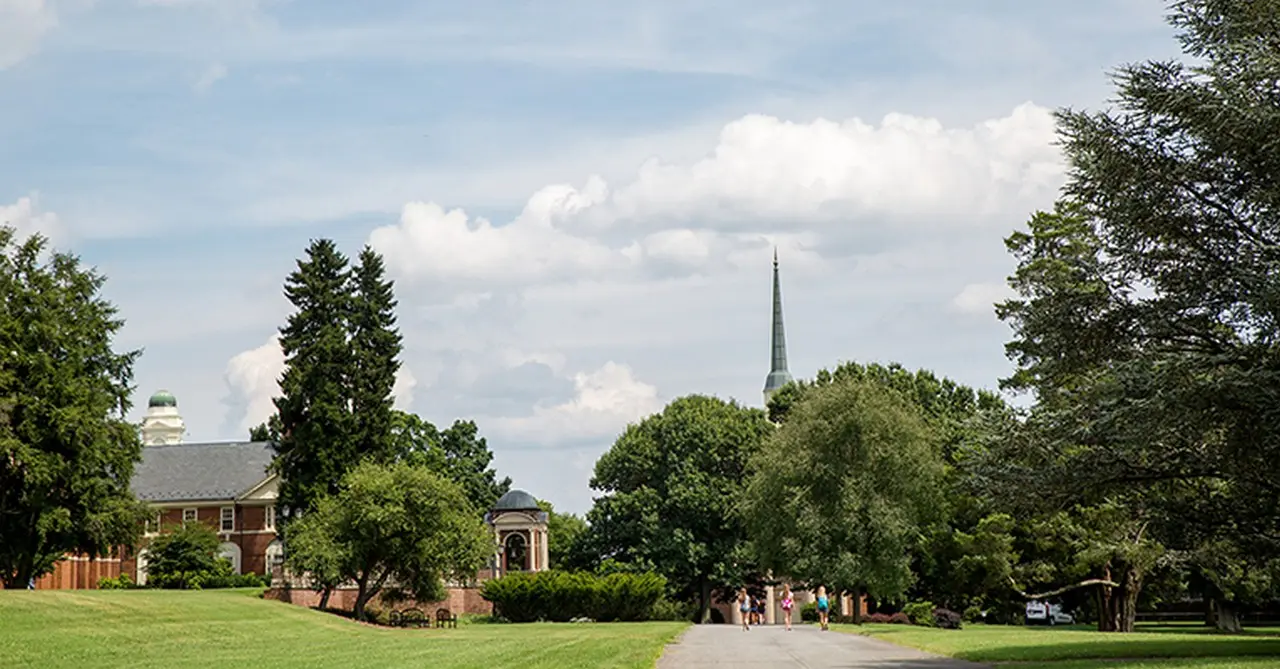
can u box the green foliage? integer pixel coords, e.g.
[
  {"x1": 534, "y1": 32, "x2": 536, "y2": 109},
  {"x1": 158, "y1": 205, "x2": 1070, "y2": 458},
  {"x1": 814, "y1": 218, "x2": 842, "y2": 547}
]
[
  {"x1": 0, "y1": 228, "x2": 147, "y2": 588},
  {"x1": 902, "y1": 601, "x2": 935, "y2": 627},
  {"x1": 800, "y1": 602, "x2": 817, "y2": 622},
  {"x1": 97, "y1": 574, "x2": 136, "y2": 589},
  {"x1": 273, "y1": 239, "x2": 358, "y2": 521},
  {"x1": 479, "y1": 570, "x2": 667, "y2": 623},
  {"x1": 284, "y1": 461, "x2": 493, "y2": 620},
  {"x1": 144, "y1": 522, "x2": 228, "y2": 589},
  {"x1": 586, "y1": 394, "x2": 773, "y2": 622},
  {"x1": 348, "y1": 247, "x2": 403, "y2": 467},
  {"x1": 745, "y1": 376, "x2": 944, "y2": 602},
  {"x1": 391, "y1": 411, "x2": 511, "y2": 511},
  {"x1": 647, "y1": 598, "x2": 697, "y2": 622},
  {"x1": 537, "y1": 499, "x2": 589, "y2": 569}
]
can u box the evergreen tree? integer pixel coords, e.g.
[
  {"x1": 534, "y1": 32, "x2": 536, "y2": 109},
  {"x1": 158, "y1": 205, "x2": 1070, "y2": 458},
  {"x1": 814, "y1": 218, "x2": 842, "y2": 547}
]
[
  {"x1": 271, "y1": 239, "x2": 355, "y2": 522},
  {"x1": 0, "y1": 228, "x2": 146, "y2": 587},
  {"x1": 348, "y1": 246, "x2": 402, "y2": 464}
]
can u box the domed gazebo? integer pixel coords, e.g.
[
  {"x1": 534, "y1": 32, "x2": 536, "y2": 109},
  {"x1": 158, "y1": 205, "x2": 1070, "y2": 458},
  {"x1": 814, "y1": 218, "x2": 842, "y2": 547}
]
[{"x1": 484, "y1": 489, "x2": 549, "y2": 575}]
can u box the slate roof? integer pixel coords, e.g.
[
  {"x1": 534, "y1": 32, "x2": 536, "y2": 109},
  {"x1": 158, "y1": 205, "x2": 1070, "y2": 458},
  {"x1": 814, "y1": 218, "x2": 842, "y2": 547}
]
[{"x1": 131, "y1": 441, "x2": 275, "y2": 502}]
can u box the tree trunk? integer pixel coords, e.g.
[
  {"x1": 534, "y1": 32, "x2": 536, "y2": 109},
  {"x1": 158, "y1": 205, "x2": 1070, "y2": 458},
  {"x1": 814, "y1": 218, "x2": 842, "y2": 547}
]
[
  {"x1": 1097, "y1": 564, "x2": 1118, "y2": 632},
  {"x1": 352, "y1": 573, "x2": 371, "y2": 621},
  {"x1": 1095, "y1": 562, "x2": 1142, "y2": 633},
  {"x1": 697, "y1": 578, "x2": 713, "y2": 624},
  {"x1": 1205, "y1": 597, "x2": 1217, "y2": 627},
  {"x1": 318, "y1": 586, "x2": 333, "y2": 610},
  {"x1": 1212, "y1": 600, "x2": 1244, "y2": 634},
  {"x1": 851, "y1": 586, "x2": 863, "y2": 625}
]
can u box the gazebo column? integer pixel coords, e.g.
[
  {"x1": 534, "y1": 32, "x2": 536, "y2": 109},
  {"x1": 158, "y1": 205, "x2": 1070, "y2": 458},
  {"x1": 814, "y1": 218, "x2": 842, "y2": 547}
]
[{"x1": 765, "y1": 584, "x2": 776, "y2": 625}]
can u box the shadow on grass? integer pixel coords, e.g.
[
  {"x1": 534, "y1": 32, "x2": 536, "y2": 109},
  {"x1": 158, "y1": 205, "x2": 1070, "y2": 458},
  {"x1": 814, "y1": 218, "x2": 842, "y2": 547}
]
[{"x1": 860, "y1": 626, "x2": 1280, "y2": 663}]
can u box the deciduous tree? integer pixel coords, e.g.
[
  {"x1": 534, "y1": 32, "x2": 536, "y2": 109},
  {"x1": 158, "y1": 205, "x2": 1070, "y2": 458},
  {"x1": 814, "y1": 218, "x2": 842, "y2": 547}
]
[{"x1": 587, "y1": 395, "x2": 773, "y2": 623}]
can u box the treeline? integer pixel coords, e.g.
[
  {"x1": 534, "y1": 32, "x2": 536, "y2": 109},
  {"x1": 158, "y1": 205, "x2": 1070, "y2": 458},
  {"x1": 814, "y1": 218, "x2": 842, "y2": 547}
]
[{"x1": 553, "y1": 0, "x2": 1280, "y2": 632}]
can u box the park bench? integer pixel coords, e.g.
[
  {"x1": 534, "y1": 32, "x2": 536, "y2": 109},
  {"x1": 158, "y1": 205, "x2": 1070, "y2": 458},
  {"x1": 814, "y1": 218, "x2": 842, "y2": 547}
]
[
  {"x1": 435, "y1": 608, "x2": 458, "y2": 628},
  {"x1": 389, "y1": 607, "x2": 427, "y2": 628}
]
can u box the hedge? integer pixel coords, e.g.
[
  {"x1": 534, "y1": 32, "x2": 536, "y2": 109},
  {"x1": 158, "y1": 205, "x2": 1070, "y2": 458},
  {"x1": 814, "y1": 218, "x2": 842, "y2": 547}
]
[{"x1": 479, "y1": 570, "x2": 666, "y2": 622}]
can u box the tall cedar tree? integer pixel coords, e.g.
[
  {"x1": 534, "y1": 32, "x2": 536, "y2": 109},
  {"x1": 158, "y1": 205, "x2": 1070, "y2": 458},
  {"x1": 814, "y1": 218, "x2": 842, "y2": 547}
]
[
  {"x1": 348, "y1": 247, "x2": 402, "y2": 465},
  {"x1": 987, "y1": 0, "x2": 1280, "y2": 632},
  {"x1": 272, "y1": 239, "x2": 356, "y2": 522},
  {"x1": 0, "y1": 228, "x2": 146, "y2": 587}
]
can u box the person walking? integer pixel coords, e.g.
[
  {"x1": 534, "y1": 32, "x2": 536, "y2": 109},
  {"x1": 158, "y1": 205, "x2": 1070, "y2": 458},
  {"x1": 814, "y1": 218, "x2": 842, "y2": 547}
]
[
  {"x1": 737, "y1": 588, "x2": 751, "y2": 631},
  {"x1": 780, "y1": 585, "x2": 795, "y2": 630},
  {"x1": 816, "y1": 586, "x2": 830, "y2": 631}
]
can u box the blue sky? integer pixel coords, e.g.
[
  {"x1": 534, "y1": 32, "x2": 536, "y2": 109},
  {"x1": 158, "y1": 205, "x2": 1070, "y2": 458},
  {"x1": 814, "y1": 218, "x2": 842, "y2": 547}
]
[{"x1": 3, "y1": 0, "x2": 1181, "y2": 513}]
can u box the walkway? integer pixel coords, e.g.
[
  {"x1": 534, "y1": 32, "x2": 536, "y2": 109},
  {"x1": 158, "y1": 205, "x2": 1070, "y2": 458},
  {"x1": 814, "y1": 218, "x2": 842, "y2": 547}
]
[{"x1": 656, "y1": 624, "x2": 988, "y2": 669}]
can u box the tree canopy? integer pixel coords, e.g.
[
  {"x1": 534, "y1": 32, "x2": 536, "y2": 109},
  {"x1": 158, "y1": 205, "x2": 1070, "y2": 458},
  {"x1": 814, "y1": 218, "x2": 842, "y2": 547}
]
[
  {"x1": 586, "y1": 394, "x2": 773, "y2": 623},
  {"x1": 745, "y1": 375, "x2": 944, "y2": 611},
  {"x1": 284, "y1": 461, "x2": 493, "y2": 620},
  {"x1": 0, "y1": 228, "x2": 146, "y2": 588}
]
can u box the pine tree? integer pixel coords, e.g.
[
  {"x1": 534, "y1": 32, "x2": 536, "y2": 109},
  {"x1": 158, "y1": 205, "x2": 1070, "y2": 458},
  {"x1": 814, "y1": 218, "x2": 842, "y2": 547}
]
[
  {"x1": 272, "y1": 239, "x2": 355, "y2": 522},
  {"x1": 0, "y1": 227, "x2": 146, "y2": 587},
  {"x1": 348, "y1": 246, "x2": 402, "y2": 465}
]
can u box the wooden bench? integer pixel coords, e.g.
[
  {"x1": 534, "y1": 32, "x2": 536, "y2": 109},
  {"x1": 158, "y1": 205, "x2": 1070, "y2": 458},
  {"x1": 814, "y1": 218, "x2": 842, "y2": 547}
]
[
  {"x1": 435, "y1": 608, "x2": 458, "y2": 628},
  {"x1": 389, "y1": 607, "x2": 427, "y2": 628}
]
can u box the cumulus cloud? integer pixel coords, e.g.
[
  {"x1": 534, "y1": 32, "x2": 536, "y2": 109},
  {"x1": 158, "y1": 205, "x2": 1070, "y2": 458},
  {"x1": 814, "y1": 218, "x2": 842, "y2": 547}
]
[
  {"x1": 1, "y1": 194, "x2": 62, "y2": 244},
  {"x1": 487, "y1": 361, "x2": 663, "y2": 445},
  {"x1": 222, "y1": 334, "x2": 419, "y2": 432},
  {"x1": 0, "y1": 0, "x2": 58, "y2": 69},
  {"x1": 950, "y1": 281, "x2": 1015, "y2": 317},
  {"x1": 193, "y1": 62, "x2": 228, "y2": 93},
  {"x1": 369, "y1": 103, "x2": 1063, "y2": 287}
]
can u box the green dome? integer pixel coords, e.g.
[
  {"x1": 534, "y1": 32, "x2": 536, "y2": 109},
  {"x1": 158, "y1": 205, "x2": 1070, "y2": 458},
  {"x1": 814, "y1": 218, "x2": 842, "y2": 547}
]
[{"x1": 148, "y1": 390, "x2": 177, "y2": 408}]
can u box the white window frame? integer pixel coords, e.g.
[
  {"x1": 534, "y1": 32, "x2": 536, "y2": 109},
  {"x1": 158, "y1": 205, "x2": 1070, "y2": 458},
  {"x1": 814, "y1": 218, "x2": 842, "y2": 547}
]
[
  {"x1": 264, "y1": 505, "x2": 276, "y2": 530},
  {"x1": 220, "y1": 506, "x2": 235, "y2": 532},
  {"x1": 182, "y1": 508, "x2": 197, "y2": 524}
]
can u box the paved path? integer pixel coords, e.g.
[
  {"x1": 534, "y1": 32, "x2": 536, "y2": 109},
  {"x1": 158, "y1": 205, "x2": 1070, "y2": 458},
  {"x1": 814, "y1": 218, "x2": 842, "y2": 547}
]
[{"x1": 656, "y1": 624, "x2": 987, "y2": 669}]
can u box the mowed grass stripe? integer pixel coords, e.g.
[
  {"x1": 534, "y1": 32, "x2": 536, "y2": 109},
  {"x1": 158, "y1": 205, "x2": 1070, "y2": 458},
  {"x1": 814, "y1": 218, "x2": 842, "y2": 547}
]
[
  {"x1": 0, "y1": 589, "x2": 687, "y2": 669},
  {"x1": 844, "y1": 623, "x2": 1280, "y2": 664}
]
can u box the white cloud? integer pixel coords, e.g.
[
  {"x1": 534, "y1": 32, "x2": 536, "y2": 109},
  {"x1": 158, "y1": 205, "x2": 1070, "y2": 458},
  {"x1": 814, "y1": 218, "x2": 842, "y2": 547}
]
[
  {"x1": 370, "y1": 103, "x2": 1063, "y2": 287},
  {"x1": 193, "y1": 62, "x2": 227, "y2": 93},
  {"x1": 1, "y1": 194, "x2": 62, "y2": 244},
  {"x1": 950, "y1": 281, "x2": 1015, "y2": 317},
  {"x1": 0, "y1": 0, "x2": 58, "y2": 69},
  {"x1": 222, "y1": 334, "x2": 419, "y2": 431},
  {"x1": 488, "y1": 361, "x2": 662, "y2": 445}
]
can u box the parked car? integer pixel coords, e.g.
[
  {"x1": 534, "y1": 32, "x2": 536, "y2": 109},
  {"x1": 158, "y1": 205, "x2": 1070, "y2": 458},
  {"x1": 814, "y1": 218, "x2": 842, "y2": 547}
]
[{"x1": 1026, "y1": 600, "x2": 1075, "y2": 626}]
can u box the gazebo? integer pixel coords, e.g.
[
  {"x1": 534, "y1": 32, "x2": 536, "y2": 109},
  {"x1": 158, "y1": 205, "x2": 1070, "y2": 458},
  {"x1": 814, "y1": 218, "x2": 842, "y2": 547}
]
[{"x1": 484, "y1": 489, "x2": 549, "y2": 575}]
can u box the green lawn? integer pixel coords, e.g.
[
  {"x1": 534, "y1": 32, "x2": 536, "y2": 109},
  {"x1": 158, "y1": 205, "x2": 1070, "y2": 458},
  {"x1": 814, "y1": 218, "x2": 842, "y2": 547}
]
[
  {"x1": 0, "y1": 588, "x2": 688, "y2": 669},
  {"x1": 843, "y1": 622, "x2": 1280, "y2": 669}
]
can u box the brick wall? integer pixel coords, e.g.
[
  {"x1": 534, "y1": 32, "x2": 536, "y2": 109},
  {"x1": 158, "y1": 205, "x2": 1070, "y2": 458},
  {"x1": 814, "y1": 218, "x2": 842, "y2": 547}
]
[
  {"x1": 0, "y1": 551, "x2": 123, "y2": 590},
  {"x1": 265, "y1": 584, "x2": 493, "y2": 617}
]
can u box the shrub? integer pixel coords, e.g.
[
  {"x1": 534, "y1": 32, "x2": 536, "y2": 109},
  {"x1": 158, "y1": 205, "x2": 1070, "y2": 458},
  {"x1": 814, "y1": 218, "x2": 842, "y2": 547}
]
[
  {"x1": 708, "y1": 607, "x2": 725, "y2": 624},
  {"x1": 866, "y1": 612, "x2": 911, "y2": 624},
  {"x1": 933, "y1": 607, "x2": 963, "y2": 629},
  {"x1": 649, "y1": 597, "x2": 697, "y2": 621},
  {"x1": 800, "y1": 602, "x2": 818, "y2": 622},
  {"x1": 902, "y1": 601, "x2": 936, "y2": 626},
  {"x1": 480, "y1": 570, "x2": 666, "y2": 623},
  {"x1": 98, "y1": 574, "x2": 136, "y2": 589}
]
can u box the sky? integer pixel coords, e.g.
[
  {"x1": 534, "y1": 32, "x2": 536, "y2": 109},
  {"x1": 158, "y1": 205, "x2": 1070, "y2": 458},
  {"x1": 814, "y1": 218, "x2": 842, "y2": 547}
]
[{"x1": 2, "y1": 0, "x2": 1184, "y2": 514}]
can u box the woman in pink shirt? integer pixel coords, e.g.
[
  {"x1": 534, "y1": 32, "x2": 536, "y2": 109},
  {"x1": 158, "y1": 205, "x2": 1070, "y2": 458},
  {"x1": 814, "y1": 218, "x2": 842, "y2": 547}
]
[{"x1": 780, "y1": 585, "x2": 795, "y2": 630}]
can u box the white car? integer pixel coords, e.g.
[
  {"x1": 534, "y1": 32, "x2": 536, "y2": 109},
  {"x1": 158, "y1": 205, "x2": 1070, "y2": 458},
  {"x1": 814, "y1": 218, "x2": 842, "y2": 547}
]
[{"x1": 1026, "y1": 601, "x2": 1075, "y2": 626}]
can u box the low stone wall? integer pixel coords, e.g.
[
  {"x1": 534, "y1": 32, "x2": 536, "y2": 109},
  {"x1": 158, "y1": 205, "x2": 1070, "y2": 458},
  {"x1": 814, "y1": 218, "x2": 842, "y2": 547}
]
[{"x1": 265, "y1": 584, "x2": 492, "y2": 617}]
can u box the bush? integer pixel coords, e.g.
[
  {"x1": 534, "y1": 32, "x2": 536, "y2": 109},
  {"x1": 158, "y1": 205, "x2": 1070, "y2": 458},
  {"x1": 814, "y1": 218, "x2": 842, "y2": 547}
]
[
  {"x1": 933, "y1": 607, "x2": 963, "y2": 629},
  {"x1": 480, "y1": 570, "x2": 666, "y2": 622},
  {"x1": 800, "y1": 602, "x2": 818, "y2": 622},
  {"x1": 963, "y1": 605, "x2": 984, "y2": 623},
  {"x1": 902, "y1": 601, "x2": 936, "y2": 626},
  {"x1": 708, "y1": 607, "x2": 725, "y2": 624},
  {"x1": 649, "y1": 598, "x2": 697, "y2": 621},
  {"x1": 98, "y1": 574, "x2": 136, "y2": 589}
]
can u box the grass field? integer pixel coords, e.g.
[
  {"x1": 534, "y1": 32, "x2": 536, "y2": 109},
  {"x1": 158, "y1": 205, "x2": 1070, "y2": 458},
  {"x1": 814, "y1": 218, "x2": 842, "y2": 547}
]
[
  {"x1": 0, "y1": 588, "x2": 687, "y2": 669},
  {"x1": 846, "y1": 622, "x2": 1280, "y2": 669}
]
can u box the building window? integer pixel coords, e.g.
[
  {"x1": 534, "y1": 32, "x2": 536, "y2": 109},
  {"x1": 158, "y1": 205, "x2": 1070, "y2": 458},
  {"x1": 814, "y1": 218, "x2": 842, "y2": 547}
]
[
  {"x1": 265, "y1": 505, "x2": 276, "y2": 530},
  {"x1": 182, "y1": 508, "x2": 197, "y2": 524},
  {"x1": 220, "y1": 507, "x2": 234, "y2": 532},
  {"x1": 145, "y1": 510, "x2": 162, "y2": 534}
]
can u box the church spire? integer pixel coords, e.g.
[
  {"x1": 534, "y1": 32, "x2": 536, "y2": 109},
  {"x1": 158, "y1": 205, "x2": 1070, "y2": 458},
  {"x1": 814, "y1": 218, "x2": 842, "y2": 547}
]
[{"x1": 763, "y1": 247, "x2": 793, "y2": 406}]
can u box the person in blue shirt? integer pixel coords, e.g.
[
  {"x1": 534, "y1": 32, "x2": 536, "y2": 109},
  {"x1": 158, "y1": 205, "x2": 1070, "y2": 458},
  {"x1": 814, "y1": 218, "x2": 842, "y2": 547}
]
[{"x1": 816, "y1": 585, "x2": 830, "y2": 631}]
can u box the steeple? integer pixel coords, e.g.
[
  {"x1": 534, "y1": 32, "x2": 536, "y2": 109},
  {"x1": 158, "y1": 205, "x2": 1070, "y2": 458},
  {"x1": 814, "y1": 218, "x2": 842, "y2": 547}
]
[{"x1": 763, "y1": 248, "x2": 793, "y2": 406}]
